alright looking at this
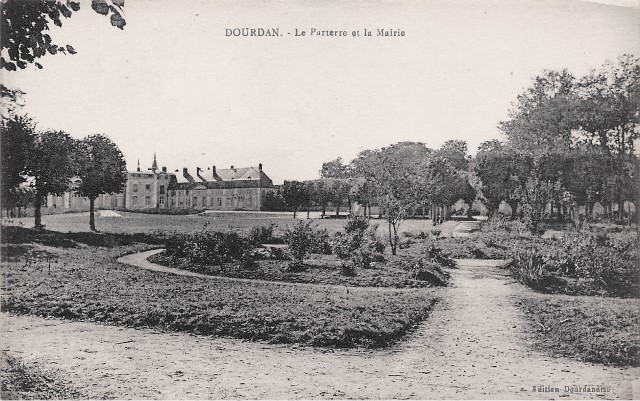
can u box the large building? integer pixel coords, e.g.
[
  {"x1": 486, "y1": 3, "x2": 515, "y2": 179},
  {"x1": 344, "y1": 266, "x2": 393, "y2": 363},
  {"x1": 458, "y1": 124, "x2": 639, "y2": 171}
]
[{"x1": 46, "y1": 155, "x2": 275, "y2": 212}]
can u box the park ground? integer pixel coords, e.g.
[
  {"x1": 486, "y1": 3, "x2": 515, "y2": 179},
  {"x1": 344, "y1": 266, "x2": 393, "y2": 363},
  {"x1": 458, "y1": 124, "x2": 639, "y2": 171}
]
[{"x1": 1, "y1": 210, "x2": 639, "y2": 399}]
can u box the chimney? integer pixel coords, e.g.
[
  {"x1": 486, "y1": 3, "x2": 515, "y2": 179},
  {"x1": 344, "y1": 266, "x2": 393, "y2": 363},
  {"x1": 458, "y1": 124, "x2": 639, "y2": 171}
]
[
  {"x1": 162, "y1": 166, "x2": 167, "y2": 173},
  {"x1": 258, "y1": 163, "x2": 262, "y2": 171},
  {"x1": 196, "y1": 167, "x2": 206, "y2": 182},
  {"x1": 212, "y1": 165, "x2": 216, "y2": 175},
  {"x1": 230, "y1": 165, "x2": 234, "y2": 170},
  {"x1": 183, "y1": 167, "x2": 188, "y2": 176}
]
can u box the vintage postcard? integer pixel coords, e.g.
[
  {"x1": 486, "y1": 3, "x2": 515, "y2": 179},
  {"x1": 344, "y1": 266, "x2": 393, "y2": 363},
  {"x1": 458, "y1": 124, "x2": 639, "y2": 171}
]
[{"x1": 1, "y1": 0, "x2": 638, "y2": 399}]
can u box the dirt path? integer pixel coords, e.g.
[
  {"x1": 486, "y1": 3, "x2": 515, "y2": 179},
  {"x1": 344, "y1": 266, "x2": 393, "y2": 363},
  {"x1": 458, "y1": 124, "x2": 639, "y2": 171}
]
[{"x1": 3, "y1": 259, "x2": 638, "y2": 399}]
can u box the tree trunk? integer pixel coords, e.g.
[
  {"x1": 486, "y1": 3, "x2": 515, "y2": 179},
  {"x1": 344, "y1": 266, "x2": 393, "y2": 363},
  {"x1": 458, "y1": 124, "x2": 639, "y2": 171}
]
[
  {"x1": 432, "y1": 204, "x2": 437, "y2": 225},
  {"x1": 293, "y1": 207, "x2": 297, "y2": 219},
  {"x1": 89, "y1": 197, "x2": 97, "y2": 232},
  {"x1": 508, "y1": 200, "x2": 518, "y2": 220},
  {"x1": 336, "y1": 203, "x2": 340, "y2": 217},
  {"x1": 388, "y1": 219, "x2": 396, "y2": 256},
  {"x1": 34, "y1": 194, "x2": 43, "y2": 230},
  {"x1": 321, "y1": 202, "x2": 326, "y2": 218},
  {"x1": 306, "y1": 206, "x2": 310, "y2": 219}
]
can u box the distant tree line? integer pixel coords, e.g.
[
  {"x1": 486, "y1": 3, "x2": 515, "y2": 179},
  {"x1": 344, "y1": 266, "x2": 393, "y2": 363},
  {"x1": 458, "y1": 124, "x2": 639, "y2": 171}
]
[{"x1": 265, "y1": 54, "x2": 639, "y2": 247}]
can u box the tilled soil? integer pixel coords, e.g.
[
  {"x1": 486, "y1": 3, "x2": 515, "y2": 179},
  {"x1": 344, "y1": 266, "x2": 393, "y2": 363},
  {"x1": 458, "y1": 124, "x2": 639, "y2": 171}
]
[{"x1": 2, "y1": 258, "x2": 638, "y2": 399}]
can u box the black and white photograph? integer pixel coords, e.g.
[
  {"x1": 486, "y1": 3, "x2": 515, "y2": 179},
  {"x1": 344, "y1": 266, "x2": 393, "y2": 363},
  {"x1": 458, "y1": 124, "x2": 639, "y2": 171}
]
[{"x1": 1, "y1": 0, "x2": 639, "y2": 399}]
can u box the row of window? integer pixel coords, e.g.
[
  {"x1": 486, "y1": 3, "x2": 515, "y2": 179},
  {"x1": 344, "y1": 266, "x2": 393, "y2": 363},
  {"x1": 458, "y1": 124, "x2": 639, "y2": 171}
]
[
  {"x1": 131, "y1": 184, "x2": 167, "y2": 194},
  {"x1": 133, "y1": 195, "x2": 254, "y2": 208}
]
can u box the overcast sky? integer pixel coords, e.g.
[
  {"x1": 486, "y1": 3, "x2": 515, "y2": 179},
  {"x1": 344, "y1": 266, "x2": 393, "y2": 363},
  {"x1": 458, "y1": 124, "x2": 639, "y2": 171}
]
[{"x1": 2, "y1": 0, "x2": 638, "y2": 183}]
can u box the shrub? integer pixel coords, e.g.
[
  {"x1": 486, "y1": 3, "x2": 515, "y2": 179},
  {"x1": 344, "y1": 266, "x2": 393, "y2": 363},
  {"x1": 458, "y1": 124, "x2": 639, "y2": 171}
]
[
  {"x1": 344, "y1": 215, "x2": 369, "y2": 233},
  {"x1": 508, "y1": 229, "x2": 639, "y2": 297},
  {"x1": 425, "y1": 245, "x2": 456, "y2": 269},
  {"x1": 164, "y1": 230, "x2": 253, "y2": 270},
  {"x1": 284, "y1": 220, "x2": 315, "y2": 271},
  {"x1": 407, "y1": 258, "x2": 449, "y2": 286},
  {"x1": 309, "y1": 227, "x2": 332, "y2": 255},
  {"x1": 249, "y1": 223, "x2": 280, "y2": 244},
  {"x1": 331, "y1": 226, "x2": 384, "y2": 275}
]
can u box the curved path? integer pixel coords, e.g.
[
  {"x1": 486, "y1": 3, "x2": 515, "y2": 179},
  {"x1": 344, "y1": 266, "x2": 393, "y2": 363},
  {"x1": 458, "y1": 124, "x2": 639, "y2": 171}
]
[
  {"x1": 3, "y1": 259, "x2": 639, "y2": 399},
  {"x1": 117, "y1": 249, "x2": 423, "y2": 292}
]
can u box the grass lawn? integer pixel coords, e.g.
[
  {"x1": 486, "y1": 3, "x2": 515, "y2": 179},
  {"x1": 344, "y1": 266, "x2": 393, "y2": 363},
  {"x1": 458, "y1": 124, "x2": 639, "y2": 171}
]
[
  {"x1": 1, "y1": 231, "x2": 439, "y2": 348},
  {"x1": 5, "y1": 210, "x2": 447, "y2": 238},
  {"x1": 515, "y1": 292, "x2": 640, "y2": 367}
]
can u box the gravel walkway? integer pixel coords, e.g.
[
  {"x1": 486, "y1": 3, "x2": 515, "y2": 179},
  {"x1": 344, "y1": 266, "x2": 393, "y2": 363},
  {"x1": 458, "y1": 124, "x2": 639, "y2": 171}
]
[{"x1": 3, "y1": 259, "x2": 638, "y2": 399}]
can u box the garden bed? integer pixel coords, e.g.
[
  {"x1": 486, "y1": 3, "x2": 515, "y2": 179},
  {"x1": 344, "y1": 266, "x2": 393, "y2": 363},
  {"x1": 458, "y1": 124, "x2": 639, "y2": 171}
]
[
  {"x1": 516, "y1": 293, "x2": 640, "y2": 367},
  {"x1": 1, "y1": 231, "x2": 440, "y2": 349},
  {"x1": 148, "y1": 249, "x2": 447, "y2": 289}
]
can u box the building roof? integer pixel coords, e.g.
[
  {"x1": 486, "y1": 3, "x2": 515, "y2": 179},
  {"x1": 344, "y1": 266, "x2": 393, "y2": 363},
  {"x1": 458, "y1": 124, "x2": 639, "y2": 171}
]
[{"x1": 216, "y1": 167, "x2": 260, "y2": 181}]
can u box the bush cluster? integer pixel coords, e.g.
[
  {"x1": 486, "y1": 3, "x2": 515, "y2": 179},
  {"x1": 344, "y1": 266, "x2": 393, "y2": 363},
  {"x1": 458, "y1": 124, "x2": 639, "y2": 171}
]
[
  {"x1": 331, "y1": 216, "x2": 385, "y2": 275},
  {"x1": 408, "y1": 258, "x2": 449, "y2": 286},
  {"x1": 283, "y1": 220, "x2": 315, "y2": 271},
  {"x1": 164, "y1": 230, "x2": 254, "y2": 272},
  {"x1": 509, "y1": 229, "x2": 639, "y2": 297},
  {"x1": 248, "y1": 223, "x2": 282, "y2": 244}
]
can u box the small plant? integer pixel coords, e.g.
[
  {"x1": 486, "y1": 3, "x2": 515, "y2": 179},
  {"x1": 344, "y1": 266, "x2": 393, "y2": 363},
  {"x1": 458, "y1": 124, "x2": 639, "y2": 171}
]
[
  {"x1": 284, "y1": 220, "x2": 315, "y2": 271},
  {"x1": 249, "y1": 223, "x2": 279, "y2": 244},
  {"x1": 309, "y1": 228, "x2": 332, "y2": 255},
  {"x1": 408, "y1": 258, "x2": 449, "y2": 286},
  {"x1": 344, "y1": 215, "x2": 369, "y2": 233},
  {"x1": 425, "y1": 245, "x2": 456, "y2": 269}
]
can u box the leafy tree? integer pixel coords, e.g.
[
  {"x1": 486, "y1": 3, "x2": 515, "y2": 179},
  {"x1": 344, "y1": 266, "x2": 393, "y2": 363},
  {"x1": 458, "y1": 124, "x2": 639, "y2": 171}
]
[
  {"x1": 24, "y1": 130, "x2": 79, "y2": 229},
  {"x1": 436, "y1": 140, "x2": 469, "y2": 171},
  {"x1": 1, "y1": 0, "x2": 125, "y2": 70},
  {"x1": 281, "y1": 180, "x2": 309, "y2": 218},
  {"x1": 514, "y1": 174, "x2": 563, "y2": 233},
  {"x1": 349, "y1": 149, "x2": 379, "y2": 217},
  {"x1": 367, "y1": 142, "x2": 431, "y2": 255},
  {"x1": 261, "y1": 190, "x2": 287, "y2": 212},
  {"x1": 309, "y1": 178, "x2": 333, "y2": 217},
  {"x1": 320, "y1": 157, "x2": 347, "y2": 179},
  {"x1": 500, "y1": 69, "x2": 578, "y2": 156},
  {"x1": 575, "y1": 55, "x2": 640, "y2": 156},
  {"x1": 475, "y1": 141, "x2": 534, "y2": 218},
  {"x1": 328, "y1": 178, "x2": 352, "y2": 217},
  {"x1": 75, "y1": 134, "x2": 126, "y2": 231},
  {"x1": 1, "y1": 115, "x2": 36, "y2": 216}
]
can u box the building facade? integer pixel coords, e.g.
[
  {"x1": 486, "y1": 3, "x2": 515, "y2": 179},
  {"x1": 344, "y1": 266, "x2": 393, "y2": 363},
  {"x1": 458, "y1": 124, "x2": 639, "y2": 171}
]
[{"x1": 46, "y1": 156, "x2": 275, "y2": 212}]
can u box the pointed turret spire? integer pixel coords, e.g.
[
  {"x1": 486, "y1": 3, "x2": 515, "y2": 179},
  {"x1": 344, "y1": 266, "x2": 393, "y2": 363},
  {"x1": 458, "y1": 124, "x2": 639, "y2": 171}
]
[
  {"x1": 151, "y1": 153, "x2": 158, "y2": 172},
  {"x1": 137, "y1": 159, "x2": 141, "y2": 172}
]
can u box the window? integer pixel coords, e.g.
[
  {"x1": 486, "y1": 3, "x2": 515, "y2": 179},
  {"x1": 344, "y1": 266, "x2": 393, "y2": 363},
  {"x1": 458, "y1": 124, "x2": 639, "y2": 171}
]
[
  {"x1": 132, "y1": 184, "x2": 138, "y2": 192},
  {"x1": 145, "y1": 196, "x2": 151, "y2": 206},
  {"x1": 145, "y1": 184, "x2": 151, "y2": 191},
  {"x1": 209, "y1": 197, "x2": 214, "y2": 207},
  {"x1": 132, "y1": 196, "x2": 138, "y2": 206},
  {"x1": 160, "y1": 185, "x2": 165, "y2": 195},
  {"x1": 202, "y1": 197, "x2": 206, "y2": 207},
  {"x1": 193, "y1": 197, "x2": 198, "y2": 207},
  {"x1": 218, "y1": 197, "x2": 222, "y2": 207},
  {"x1": 170, "y1": 198, "x2": 175, "y2": 207},
  {"x1": 159, "y1": 196, "x2": 165, "y2": 206}
]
